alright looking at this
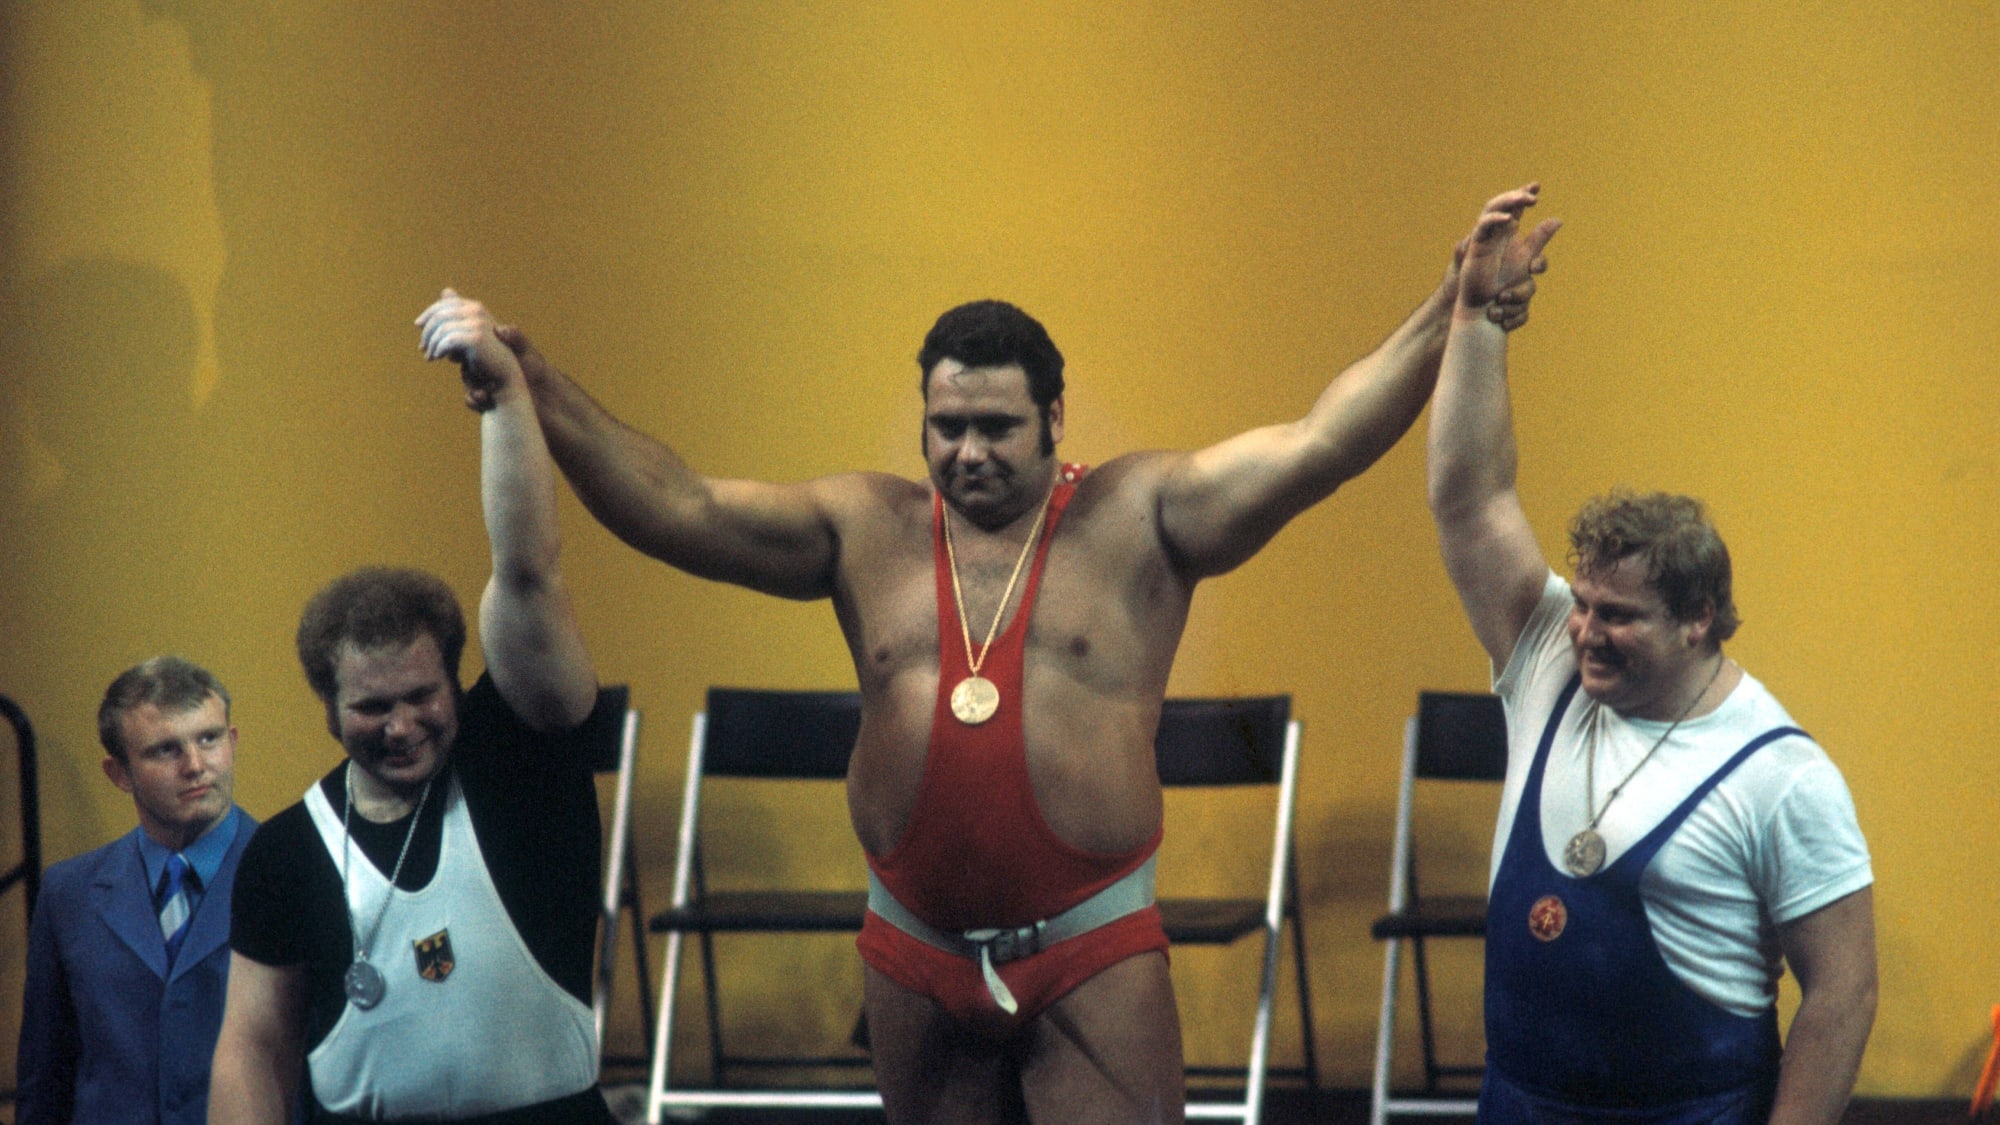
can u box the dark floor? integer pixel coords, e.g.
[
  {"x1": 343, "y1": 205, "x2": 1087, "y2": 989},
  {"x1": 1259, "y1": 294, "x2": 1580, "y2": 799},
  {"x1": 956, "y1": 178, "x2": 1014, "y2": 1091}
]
[
  {"x1": 603, "y1": 1083, "x2": 1970, "y2": 1123},
  {"x1": 0, "y1": 1086, "x2": 1969, "y2": 1123}
]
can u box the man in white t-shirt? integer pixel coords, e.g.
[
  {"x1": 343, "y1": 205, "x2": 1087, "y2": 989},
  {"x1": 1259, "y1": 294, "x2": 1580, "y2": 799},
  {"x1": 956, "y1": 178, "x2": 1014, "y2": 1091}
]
[{"x1": 1425, "y1": 191, "x2": 1876, "y2": 1124}]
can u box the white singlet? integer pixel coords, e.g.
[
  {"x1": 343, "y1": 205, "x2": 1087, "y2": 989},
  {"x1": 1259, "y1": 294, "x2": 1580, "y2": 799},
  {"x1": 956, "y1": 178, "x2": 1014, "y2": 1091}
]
[{"x1": 302, "y1": 773, "x2": 598, "y2": 1118}]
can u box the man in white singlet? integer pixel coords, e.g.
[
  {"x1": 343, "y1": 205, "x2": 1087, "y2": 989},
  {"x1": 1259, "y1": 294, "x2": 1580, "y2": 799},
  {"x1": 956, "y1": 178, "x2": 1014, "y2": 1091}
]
[{"x1": 207, "y1": 304, "x2": 617, "y2": 1124}]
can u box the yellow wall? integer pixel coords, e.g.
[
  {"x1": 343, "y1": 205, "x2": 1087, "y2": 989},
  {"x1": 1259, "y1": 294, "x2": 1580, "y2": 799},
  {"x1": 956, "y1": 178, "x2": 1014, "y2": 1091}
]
[{"x1": 2, "y1": 0, "x2": 1994, "y2": 1098}]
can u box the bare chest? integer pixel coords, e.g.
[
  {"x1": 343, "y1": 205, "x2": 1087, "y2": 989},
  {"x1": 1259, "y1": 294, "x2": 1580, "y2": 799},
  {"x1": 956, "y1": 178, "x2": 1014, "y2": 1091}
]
[
  {"x1": 830, "y1": 483, "x2": 1191, "y2": 855},
  {"x1": 835, "y1": 512, "x2": 1190, "y2": 695}
]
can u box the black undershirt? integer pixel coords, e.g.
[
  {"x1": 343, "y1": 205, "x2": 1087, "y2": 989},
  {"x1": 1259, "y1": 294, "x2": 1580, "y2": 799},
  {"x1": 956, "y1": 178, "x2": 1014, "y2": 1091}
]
[{"x1": 230, "y1": 674, "x2": 621, "y2": 1121}]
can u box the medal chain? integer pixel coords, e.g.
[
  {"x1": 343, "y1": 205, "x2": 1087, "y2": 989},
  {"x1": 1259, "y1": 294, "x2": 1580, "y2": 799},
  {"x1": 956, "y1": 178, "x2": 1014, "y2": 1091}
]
[
  {"x1": 941, "y1": 481, "x2": 1057, "y2": 679},
  {"x1": 342, "y1": 763, "x2": 434, "y2": 970},
  {"x1": 1581, "y1": 654, "x2": 1727, "y2": 838}
]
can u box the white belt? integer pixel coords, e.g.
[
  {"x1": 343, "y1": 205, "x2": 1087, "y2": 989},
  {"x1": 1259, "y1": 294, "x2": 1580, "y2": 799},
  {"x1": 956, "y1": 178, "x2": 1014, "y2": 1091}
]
[{"x1": 866, "y1": 855, "x2": 1157, "y2": 1015}]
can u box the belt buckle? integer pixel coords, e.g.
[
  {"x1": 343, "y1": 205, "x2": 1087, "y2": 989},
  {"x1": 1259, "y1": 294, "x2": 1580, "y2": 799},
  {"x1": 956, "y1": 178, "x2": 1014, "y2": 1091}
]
[{"x1": 980, "y1": 920, "x2": 1046, "y2": 965}]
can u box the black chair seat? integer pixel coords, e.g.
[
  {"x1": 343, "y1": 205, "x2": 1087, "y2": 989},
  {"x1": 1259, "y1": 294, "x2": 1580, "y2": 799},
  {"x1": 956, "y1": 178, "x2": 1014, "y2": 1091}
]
[
  {"x1": 653, "y1": 892, "x2": 1277, "y2": 945},
  {"x1": 1369, "y1": 896, "x2": 1487, "y2": 941}
]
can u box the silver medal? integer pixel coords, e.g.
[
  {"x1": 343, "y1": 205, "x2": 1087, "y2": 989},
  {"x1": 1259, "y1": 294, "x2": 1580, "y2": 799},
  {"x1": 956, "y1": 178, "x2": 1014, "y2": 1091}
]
[
  {"x1": 344, "y1": 960, "x2": 387, "y2": 1009},
  {"x1": 339, "y1": 769, "x2": 432, "y2": 1013}
]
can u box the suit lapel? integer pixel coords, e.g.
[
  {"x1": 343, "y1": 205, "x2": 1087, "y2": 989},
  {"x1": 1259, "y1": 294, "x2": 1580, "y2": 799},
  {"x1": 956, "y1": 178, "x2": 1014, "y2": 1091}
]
[
  {"x1": 168, "y1": 807, "x2": 254, "y2": 983},
  {"x1": 93, "y1": 827, "x2": 169, "y2": 979}
]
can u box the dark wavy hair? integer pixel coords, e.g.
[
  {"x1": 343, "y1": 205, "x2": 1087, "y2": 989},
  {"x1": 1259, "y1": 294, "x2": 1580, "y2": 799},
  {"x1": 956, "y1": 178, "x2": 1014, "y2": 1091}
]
[
  {"x1": 296, "y1": 567, "x2": 465, "y2": 723},
  {"x1": 917, "y1": 300, "x2": 1065, "y2": 455}
]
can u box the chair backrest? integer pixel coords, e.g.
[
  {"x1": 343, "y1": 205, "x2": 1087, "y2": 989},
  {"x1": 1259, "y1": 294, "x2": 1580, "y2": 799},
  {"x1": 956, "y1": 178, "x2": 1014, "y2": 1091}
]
[
  {"x1": 587, "y1": 684, "x2": 644, "y2": 1054},
  {"x1": 1413, "y1": 691, "x2": 1507, "y2": 782},
  {"x1": 696, "y1": 689, "x2": 1293, "y2": 786},
  {"x1": 1384, "y1": 691, "x2": 1507, "y2": 917},
  {"x1": 700, "y1": 688, "x2": 862, "y2": 780},
  {"x1": 1155, "y1": 695, "x2": 1292, "y2": 786}
]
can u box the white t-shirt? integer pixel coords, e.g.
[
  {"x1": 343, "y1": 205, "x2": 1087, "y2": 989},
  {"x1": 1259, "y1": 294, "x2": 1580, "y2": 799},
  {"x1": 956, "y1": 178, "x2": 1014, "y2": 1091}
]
[{"x1": 1491, "y1": 572, "x2": 1873, "y2": 1017}]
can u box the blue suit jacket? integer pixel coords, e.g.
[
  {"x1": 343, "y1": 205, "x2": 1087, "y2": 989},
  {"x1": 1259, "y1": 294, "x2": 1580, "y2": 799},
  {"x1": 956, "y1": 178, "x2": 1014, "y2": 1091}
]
[{"x1": 17, "y1": 808, "x2": 255, "y2": 1125}]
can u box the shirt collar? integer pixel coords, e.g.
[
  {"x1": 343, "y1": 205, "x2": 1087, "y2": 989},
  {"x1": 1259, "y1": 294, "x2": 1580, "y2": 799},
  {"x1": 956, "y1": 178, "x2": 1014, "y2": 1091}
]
[{"x1": 137, "y1": 806, "x2": 239, "y2": 892}]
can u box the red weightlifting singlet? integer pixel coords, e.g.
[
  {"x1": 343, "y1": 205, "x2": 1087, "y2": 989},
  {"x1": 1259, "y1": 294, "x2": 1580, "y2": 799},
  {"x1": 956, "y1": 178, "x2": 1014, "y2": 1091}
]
[{"x1": 866, "y1": 464, "x2": 1162, "y2": 930}]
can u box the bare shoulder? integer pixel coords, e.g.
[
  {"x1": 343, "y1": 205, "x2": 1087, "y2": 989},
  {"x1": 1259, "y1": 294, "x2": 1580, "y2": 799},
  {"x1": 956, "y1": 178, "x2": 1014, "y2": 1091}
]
[
  {"x1": 1064, "y1": 450, "x2": 1188, "y2": 547},
  {"x1": 805, "y1": 470, "x2": 930, "y2": 525},
  {"x1": 1069, "y1": 450, "x2": 1180, "y2": 509},
  {"x1": 805, "y1": 471, "x2": 934, "y2": 567}
]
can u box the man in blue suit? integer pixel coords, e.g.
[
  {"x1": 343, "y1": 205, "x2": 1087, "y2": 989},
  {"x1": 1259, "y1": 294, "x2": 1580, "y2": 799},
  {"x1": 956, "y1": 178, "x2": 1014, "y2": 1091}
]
[{"x1": 17, "y1": 655, "x2": 256, "y2": 1125}]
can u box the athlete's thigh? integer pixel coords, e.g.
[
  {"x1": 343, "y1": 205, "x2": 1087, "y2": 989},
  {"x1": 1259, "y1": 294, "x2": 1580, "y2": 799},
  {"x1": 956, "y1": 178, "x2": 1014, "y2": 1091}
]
[
  {"x1": 1018, "y1": 951, "x2": 1183, "y2": 1125},
  {"x1": 864, "y1": 964, "x2": 1024, "y2": 1125}
]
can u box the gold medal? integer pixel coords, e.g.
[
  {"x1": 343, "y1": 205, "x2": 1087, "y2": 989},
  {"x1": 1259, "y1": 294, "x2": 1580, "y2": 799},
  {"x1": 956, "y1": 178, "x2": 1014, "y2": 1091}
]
[
  {"x1": 950, "y1": 676, "x2": 1000, "y2": 725},
  {"x1": 941, "y1": 482, "x2": 1057, "y2": 726}
]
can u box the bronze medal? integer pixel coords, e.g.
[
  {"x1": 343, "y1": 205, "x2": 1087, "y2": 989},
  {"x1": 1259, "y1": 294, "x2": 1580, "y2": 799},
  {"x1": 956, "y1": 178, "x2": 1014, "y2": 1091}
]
[
  {"x1": 1562, "y1": 828, "x2": 1606, "y2": 876},
  {"x1": 1570, "y1": 657, "x2": 1729, "y2": 881},
  {"x1": 950, "y1": 676, "x2": 1000, "y2": 725}
]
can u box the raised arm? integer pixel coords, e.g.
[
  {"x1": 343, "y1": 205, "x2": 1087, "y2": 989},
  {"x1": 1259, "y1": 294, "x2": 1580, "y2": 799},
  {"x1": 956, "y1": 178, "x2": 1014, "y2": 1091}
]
[
  {"x1": 1767, "y1": 887, "x2": 1876, "y2": 1125},
  {"x1": 1155, "y1": 185, "x2": 1546, "y2": 579},
  {"x1": 208, "y1": 955, "x2": 306, "y2": 1125},
  {"x1": 493, "y1": 322, "x2": 840, "y2": 602},
  {"x1": 1428, "y1": 189, "x2": 1563, "y2": 668},
  {"x1": 418, "y1": 290, "x2": 596, "y2": 730}
]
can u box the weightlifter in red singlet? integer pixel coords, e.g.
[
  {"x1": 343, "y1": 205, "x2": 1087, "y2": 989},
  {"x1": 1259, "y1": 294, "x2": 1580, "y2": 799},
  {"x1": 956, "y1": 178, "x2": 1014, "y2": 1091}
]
[{"x1": 417, "y1": 184, "x2": 1553, "y2": 1123}]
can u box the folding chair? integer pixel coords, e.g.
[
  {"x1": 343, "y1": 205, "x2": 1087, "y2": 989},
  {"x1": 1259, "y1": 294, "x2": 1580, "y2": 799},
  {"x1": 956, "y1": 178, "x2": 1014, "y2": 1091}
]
[
  {"x1": 644, "y1": 690, "x2": 1315, "y2": 1123},
  {"x1": 586, "y1": 685, "x2": 655, "y2": 1073},
  {"x1": 645, "y1": 689, "x2": 877, "y2": 1120},
  {"x1": 1368, "y1": 691, "x2": 1509, "y2": 1124},
  {"x1": 1154, "y1": 695, "x2": 1316, "y2": 1125}
]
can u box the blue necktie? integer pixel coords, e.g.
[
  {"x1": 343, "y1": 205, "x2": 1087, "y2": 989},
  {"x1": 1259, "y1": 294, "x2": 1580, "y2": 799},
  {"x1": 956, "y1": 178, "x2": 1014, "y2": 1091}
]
[{"x1": 157, "y1": 853, "x2": 196, "y2": 963}]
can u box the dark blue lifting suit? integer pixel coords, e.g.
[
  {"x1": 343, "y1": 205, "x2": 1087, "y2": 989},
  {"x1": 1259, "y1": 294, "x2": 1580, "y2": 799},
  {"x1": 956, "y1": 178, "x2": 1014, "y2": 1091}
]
[{"x1": 1480, "y1": 675, "x2": 1806, "y2": 1124}]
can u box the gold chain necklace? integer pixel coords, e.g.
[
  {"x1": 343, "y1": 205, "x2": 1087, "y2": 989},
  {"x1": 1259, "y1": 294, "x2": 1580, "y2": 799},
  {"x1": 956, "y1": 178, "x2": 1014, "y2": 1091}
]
[
  {"x1": 940, "y1": 481, "x2": 1056, "y2": 725},
  {"x1": 1561, "y1": 655, "x2": 1727, "y2": 877}
]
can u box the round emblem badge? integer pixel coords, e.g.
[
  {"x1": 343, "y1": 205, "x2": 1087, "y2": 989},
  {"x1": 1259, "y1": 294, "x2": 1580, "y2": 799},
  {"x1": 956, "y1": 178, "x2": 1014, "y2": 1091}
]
[{"x1": 1528, "y1": 894, "x2": 1568, "y2": 942}]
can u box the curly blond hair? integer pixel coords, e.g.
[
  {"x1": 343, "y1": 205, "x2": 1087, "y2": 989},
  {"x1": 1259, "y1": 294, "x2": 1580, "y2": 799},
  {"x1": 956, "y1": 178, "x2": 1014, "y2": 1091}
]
[{"x1": 1568, "y1": 489, "x2": 1739, "y2": 645}]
